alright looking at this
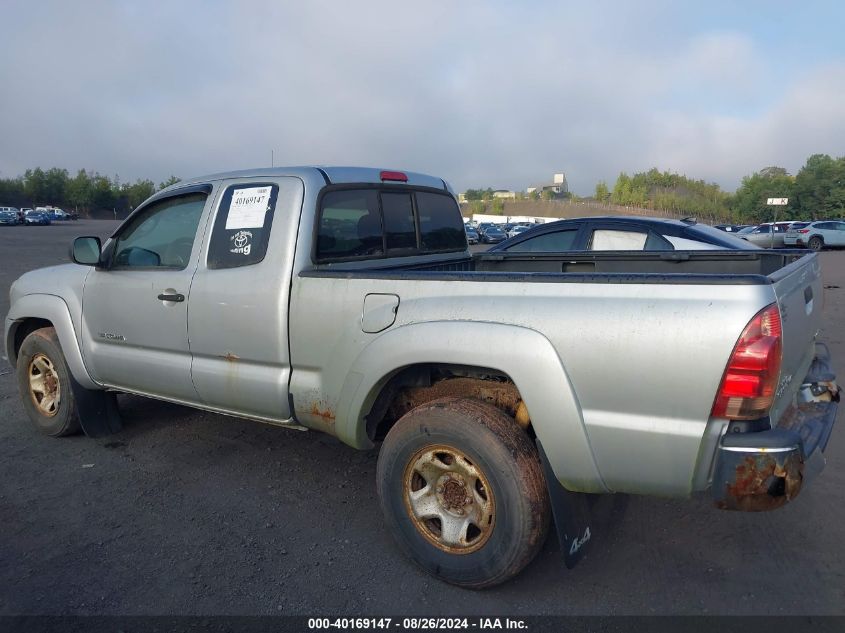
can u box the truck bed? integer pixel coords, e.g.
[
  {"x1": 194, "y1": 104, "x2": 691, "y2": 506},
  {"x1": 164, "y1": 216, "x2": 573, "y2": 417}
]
[{"x1": 294, "y1": 248, "x2": 822, "y2": 497}]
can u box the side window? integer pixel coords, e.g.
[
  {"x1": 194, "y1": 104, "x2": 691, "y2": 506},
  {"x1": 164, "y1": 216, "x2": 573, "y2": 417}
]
[
  {"x1": 381, "y1": 192, "x2": 416, "y2": 252},
  {"x1": 207, "y1": 184, "x2": 278, "y2": 269},
  {"x1": 112, "y1": 192, "x2": 207, "y2": 269},
  {"x1": 590, "y1": 229, "x2": 648, "y2": 250},
  {"x1": 506, "y1": 229, "x2": 578, "y2": 252},
  {"x1": 316, "y1": 190, "x2": 382, "y2": 259},
  {"x1": 644, "y1": 232, "x2": 673, "y2": 250},
  {"x1": 315, "y1": 188, "x2": 467, "y2": 262},
  {"x1": 417, "y1": 192, "x2": 466, "y2": 251}
]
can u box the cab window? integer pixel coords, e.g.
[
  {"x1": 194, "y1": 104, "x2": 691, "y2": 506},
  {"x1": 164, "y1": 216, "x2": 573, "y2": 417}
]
[
  {"x1": 207, "y1": 183, "x2": 279, "y2": 269},
  {"x1": 315, "y1": 188, "x2": 465, "y2": 262},
  {"x1": 112, "y1": 193, "x2": 207, "y2": 269}
]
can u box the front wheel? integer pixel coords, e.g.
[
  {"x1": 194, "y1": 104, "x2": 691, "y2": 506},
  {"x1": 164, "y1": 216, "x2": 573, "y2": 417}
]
[
  {"x1": 808, "y1": 236, "x2": 823, "y2": 251},
  {"x1": 377, "y1": 397, "x2": 550, "y2": 588},
  {"x1": 16, "y1": 327, "x2": 81, "y2": 436}
]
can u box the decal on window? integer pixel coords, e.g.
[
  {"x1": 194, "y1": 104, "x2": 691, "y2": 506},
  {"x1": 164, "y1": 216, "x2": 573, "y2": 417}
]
[
  {"x1": 208, "y1": 184, "x2": 278, "y2": 269},
  {"x1": 225, "y1": 186, "x2": 272, "y2": 230}
]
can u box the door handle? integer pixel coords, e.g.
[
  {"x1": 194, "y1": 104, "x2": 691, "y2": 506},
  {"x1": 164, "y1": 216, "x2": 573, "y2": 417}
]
[{"x1": 157, "y1": 293, "x2": 185, "y2": 302}]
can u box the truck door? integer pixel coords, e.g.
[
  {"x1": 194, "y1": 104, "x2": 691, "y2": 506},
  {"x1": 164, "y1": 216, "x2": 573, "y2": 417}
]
[
  {"x1": 187, "y1": 177, "x2": 304, "y2": 422},
  {"x1": 80, "y1": 186, "x2": 214, "y2": 402}
]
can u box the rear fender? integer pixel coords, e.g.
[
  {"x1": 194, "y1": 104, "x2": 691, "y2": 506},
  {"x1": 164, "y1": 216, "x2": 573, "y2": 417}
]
[{"x1": 338, "y1": 320, "x2": 608, "y2": 494}]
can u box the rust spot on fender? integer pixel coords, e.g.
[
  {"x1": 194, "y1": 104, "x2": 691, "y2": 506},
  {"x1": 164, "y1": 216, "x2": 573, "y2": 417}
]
[
  {"x1": 388, "y1": 378, "x2": 528, "y2": 427},
  {"x1": 222, "y1": 352, "x2": 240, "y2": 362},
  {"x1": 309, "y1": 402, "x2": 335, "y2": 423}
]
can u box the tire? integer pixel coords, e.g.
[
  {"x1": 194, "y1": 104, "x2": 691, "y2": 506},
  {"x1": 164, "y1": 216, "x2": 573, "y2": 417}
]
[
  {"x1": 16, "y1": 327, "x2": 81, "y2": 437},
  {"x1": 808, "y1": 236, "x2": 823, "y2": 251},
  {"x1": 377, "y1": 397, "x2": 550, "y2": 588}
]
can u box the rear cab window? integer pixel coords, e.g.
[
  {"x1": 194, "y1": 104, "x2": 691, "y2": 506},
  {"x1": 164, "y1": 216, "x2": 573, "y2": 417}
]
[{"x1": 314, "y1": 186, "x2": 465, "y2": 263}]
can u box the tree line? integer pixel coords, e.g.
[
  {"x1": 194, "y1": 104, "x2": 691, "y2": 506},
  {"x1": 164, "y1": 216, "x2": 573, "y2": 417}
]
[
  {"x1": 594, "y1": 154, "x2": 845, "y2": 223},
  {"x1": 0, "y1": 167, "x2": 180, "y2": 219},
  {"x1": 3, "y1": 153, "x2": 843, "y2": 223}
]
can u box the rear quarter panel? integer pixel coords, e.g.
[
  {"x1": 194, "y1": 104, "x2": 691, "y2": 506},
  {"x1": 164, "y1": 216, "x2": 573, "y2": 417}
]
[{"x1": 289, "y1": 273, "x2": 777, "y2": 496}]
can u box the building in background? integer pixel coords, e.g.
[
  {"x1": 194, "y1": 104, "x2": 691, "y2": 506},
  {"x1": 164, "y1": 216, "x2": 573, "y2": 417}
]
[{"x1": 527, "y1": 172, "x2": 569, "y2": 199}]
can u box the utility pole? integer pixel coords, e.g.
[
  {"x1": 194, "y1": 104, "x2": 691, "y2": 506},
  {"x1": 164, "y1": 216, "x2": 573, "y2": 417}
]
[{"x1": 271, "y1": 149, "x2": 275, "y2": 168}]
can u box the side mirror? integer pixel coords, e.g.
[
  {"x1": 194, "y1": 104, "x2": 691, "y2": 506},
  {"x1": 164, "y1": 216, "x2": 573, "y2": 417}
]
[{"x1": 71, "y1": 236, "x2": 102, "y2": 266}]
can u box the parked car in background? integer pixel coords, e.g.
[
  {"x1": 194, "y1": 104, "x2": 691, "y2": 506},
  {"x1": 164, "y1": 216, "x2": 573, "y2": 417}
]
[
  {"x1": 465, "y1": 225, "x2": 479, "y2": 245},
  {"x1": 24, "y1": 210, "x2": 51, "y2": 226},
  {"x1": 18, "y1": 208, "x2": 32, "y2": 222},
  {"x1": 479, "y1": 225, "x2": 507, "y2": 243},
  {"x1": 507, "y1": 224, "x2": 531, "y2": 239},
  {"x1": 37, "y1": 206, "x2": 67, "y2": 221},
  {"x1": 738, "y1": 222, "x2": 792, "y2": 248},
  {"x1": 784, "y1": 220, "x2": 845, "y2": 250},
  {"x1": 491, "y1": 216, "x2": 759, "y2": 252},
  {"x1": 0, "y1": 208, "x2": 21, "y2": 225},
  {"x1": 781, "y1": 222, "x2": 810, "y2": 248}
]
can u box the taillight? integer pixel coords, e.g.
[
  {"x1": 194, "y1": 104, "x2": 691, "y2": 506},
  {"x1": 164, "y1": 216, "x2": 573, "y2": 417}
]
[
  {"x1": 380, "y1": 170, "x2": 408, "y2": 182},
  {"x1": 711, "y1": 304, "x2": 782, "y2": 420},
  {"x1": 798, "y1": 229, "x2": 810, "y2": 234}
]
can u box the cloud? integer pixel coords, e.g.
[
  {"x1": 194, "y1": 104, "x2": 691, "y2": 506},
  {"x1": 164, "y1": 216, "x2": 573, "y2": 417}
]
[
  {"x1": 645, "y1": 63, "x2": 845, "y2": 187},
  {"x1": 0, "y1": 1, "x2": 843, "y2": 194}
]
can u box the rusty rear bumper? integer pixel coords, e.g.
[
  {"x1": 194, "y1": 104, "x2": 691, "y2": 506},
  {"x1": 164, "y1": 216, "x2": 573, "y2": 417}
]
[{"x1": 712, "y1": 344, "x2": 839, "y2": 512}]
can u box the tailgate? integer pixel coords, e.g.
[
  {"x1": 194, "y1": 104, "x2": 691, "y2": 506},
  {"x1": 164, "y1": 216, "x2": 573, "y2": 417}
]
[{"x1": 769, "y1": 253, "x2": 823, "y2": 424}]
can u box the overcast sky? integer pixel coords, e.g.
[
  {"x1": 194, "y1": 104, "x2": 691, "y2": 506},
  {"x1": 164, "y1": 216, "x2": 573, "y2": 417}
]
[{"x1": 2, "y1": 1, "x2": 843, "y2": 194}]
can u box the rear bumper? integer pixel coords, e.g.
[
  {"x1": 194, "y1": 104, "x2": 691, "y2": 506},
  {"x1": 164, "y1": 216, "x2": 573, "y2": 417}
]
[{"x1": 712, "y1": 343, "x2": 839, "y2": 511}]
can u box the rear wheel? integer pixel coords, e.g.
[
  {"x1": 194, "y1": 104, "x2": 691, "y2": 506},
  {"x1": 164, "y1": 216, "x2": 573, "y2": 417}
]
[
  {"x1": 377, "y1": 397, "x2": 550, "y2": 588},
  {"x1": 16, "y1": 327, "x2": 81, "y2": 436},
  {"x1": 808, "y1": 236, "x2": 824, "y2": 251}
]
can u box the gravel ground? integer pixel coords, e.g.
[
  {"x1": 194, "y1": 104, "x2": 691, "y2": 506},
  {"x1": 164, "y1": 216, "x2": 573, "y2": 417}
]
[{"x1": 1, "y1": 221, "x2": 843, "y2": 615}]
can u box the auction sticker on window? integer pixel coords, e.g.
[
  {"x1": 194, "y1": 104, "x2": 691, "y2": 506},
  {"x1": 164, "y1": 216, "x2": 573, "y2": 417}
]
[{"x1": 225, "y1": 186, "x2": 272, "y2": 229}]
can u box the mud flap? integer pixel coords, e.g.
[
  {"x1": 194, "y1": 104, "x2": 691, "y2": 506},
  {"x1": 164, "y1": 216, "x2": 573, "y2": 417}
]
[
  {"x1": 67, "y1": 374, "x2": 122, "y2": 437},
  {"x1": 536, "y1": 440, "x2": 593, "y2": 568}
]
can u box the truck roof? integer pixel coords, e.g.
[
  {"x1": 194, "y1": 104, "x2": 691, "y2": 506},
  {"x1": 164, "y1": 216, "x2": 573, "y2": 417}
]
[{"x1": 168, "y1": 166, "x2": 452, "y2": 194}]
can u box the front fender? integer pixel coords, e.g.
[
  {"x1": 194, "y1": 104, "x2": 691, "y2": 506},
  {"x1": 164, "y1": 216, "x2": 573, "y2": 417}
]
[
  {"x1": 5, "y1": 293, "x2": 99, "y2": 390},
  {"x1": 338, "y1": 320, "x2": 608, "y2": 494}
]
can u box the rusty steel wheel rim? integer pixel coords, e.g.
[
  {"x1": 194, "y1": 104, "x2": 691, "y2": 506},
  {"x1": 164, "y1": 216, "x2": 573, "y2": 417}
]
[
  {"x1": 402, "y1": 444, "x2": 495, "y2": 554},
  {"x1": 28, "y1": 353, "x2": 61, "y2": 417}
]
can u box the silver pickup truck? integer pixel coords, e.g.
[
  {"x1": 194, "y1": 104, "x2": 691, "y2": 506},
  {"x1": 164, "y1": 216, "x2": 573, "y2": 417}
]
[{"x1": 5, "y1": 167, "x2": 840, "y2": 588}]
